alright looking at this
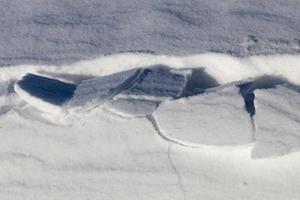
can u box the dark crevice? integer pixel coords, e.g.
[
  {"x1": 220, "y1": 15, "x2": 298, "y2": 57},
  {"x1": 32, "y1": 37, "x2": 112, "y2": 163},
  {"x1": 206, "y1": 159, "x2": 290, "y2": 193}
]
[
  {"x1": 237, "y1": 75, "x2": 288, "y2": 117},
  {"x1": 180, "y1": 68, "x2": 219, "y2": 97},
  {"x1": 17, "y1": 73, "x2": 77, "y2": 106}
]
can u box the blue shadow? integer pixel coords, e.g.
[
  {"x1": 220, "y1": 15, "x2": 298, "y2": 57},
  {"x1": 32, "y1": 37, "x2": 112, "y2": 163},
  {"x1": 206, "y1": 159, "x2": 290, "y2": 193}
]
[{"x1": 17, "y1": 73, "x2": 76, "y2": 105}]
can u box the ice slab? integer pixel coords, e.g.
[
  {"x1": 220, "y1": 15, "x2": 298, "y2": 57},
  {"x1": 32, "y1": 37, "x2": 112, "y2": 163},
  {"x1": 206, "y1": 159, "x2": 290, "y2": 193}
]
[
  {"x1": 68, "y1": 68, "x2": 141, "y2": 110},
  {"x1": 252, "y1": 85, "x2": 300, "y2": 158},
  {"x1": 153, "y1": 86, "x2": 253, "y2": 146},
  {"x1": 120, "y1": 66, "x2": 187, "y2": 100}
]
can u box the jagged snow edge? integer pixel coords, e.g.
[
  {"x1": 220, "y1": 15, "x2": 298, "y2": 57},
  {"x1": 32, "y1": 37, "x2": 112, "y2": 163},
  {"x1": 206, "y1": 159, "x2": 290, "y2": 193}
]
[{"x1": 1, "y1": 53, "x2": 300, "y2": 85}]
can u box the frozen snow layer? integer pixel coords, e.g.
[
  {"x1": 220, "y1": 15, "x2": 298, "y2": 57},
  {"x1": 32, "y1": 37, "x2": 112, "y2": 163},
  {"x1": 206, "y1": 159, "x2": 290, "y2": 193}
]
[
  {"x1": 252, "y1": 85, "x2": 300, "y2": 158},
  {"x1": 15, "y1": 66, "x2": 187, "y2": 114},
  {"x1": 119, "y1": 66, "x2": 187, "y2": 100},
  {"x1": 153, "y1": 86, "x2": 253, "y2": 146},
  {"x1": 69, "y1": 66, "x2": 187, "y2": 112},
  {"x1": 68, "y1": 68, "x2": 140, "y2": 110},
  {"x1": 1, "y1": 0, "x2": 300, "y2": 66}
]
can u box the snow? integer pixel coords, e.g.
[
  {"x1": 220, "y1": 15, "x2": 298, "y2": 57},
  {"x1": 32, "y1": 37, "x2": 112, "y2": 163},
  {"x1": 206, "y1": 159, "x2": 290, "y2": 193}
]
[
  {"x1": 153, "y1": 85, "x2": 253, "y2": 146},
  {"x1": 104, "y1": 98, "x2": 159, "y2": 118},
  {"x1": 1, "y1": 53, "x2": 300, "y2": 199},
  {"x1": 68, "y1": 68, "x2": 139, "y2": 111},
  {"x1": 1, "y1": 1, "x2": 300, "y2": 199},
  {"x1": 252, "y1": 85, "x2": 300, "y2": 158},
  {"x1": 120, "y1": 66, "x2": 187, "y2": 99},
  {"x1": 1, "y1": 0, "x2": 300, "y2": 66}
]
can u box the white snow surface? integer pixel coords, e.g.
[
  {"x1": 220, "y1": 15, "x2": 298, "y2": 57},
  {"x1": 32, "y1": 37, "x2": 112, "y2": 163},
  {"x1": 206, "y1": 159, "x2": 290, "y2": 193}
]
[
  {"x1": 1, "y1": 53, "x2": 300, "y2": 199},
  {"x1": 253, "y1": 85, "x2": 300, "y2": 158},
  {"x1": 153, "y1": 86, "x2": 253, "y2": 146}
]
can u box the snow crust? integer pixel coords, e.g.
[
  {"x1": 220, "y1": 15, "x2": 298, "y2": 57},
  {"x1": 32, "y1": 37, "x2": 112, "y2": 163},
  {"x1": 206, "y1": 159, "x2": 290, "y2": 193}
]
[{"x1": 153, "y1": 86, "x2": 253, "y2": 146}]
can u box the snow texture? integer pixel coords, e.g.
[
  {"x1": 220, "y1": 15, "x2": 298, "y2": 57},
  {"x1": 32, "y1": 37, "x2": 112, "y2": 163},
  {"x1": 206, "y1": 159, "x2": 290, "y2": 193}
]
[
  {"x1": 2, "y1": 1, "x2": 300, "y2": 199},
  {"x1": 1, "y1": 0, "x2": 300, "y2": 66},
  {"x1": 68, "y1": 68, "x2": 140, "y2": 110},
  {"x1": 119, "y1": 66, "x2": 187, "y2": 100}
]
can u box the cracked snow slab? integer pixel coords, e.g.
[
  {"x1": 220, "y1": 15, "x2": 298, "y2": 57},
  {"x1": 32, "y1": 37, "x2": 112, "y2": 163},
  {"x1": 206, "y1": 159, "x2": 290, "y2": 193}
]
[
  {"x1": 68, "y1": 68, "x2": 140, "y2": 111},
  {"x1": 252, "y1": 85, "x2": 300, "y2": 158},
  {"x1": 117, "y1": 66, "x2": 187, "y2": 100},
  {"x1": 153, "y1": 85, "x2": 253, "y2": 146},
  {"x1": 15, "y1": 66, "x2": 188, "y2": 116}
]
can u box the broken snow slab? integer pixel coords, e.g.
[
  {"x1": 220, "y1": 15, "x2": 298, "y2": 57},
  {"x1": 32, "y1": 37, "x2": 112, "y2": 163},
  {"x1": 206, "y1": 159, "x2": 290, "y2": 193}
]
[
  {"x1": 69, "y1": 66, "x2": 187, "y2": 112},
  {"x1": 106, "y1": 66, "x2": 188, "y2": 117},
  {"x1": 68, "y1": 68, "x2": 141, "y2": 111},
  {"x1": 153, "y1": 85, "x2": 253, "y2": 147},
  {"x1": 118, "y1": 66, "x2": 187, "y2": 101},
  {"x1": 14, "y1": 73, "x2": 76, "y2": 114},
  {"x1": 252, "y1": 85, "x2": 300, "y2": 158}
]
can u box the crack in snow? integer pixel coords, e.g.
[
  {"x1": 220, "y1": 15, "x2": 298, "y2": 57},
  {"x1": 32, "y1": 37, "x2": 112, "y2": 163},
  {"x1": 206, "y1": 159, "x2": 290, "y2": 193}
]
[
  {"x1": 250, "y1": 117, "x2": 256, "y2": 142},
  {"x1": 145, "y1": 114, "x2": 200, "y2": 148},
  {"x1": 167, "y1": 144, "x2": 186, "y2": 200}
]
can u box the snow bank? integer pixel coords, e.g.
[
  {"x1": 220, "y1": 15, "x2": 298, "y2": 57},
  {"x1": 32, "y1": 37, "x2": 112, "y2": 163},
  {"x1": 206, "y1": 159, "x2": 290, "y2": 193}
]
[
  {"x1": 2, "y1": 53, "x2": 300, "y2": 86},
  {"x1": 153, "y1": 85, "x2": 254, "y2": 146}
]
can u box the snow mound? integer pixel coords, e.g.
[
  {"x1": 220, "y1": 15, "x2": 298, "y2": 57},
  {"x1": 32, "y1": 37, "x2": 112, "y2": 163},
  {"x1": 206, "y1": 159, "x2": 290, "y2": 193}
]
[
  {"x1": 153, "y1": 85, "x2": 254, "y2": 146},
  {"x1": 252, "y1": 85, "x2": 300, "y2": 158}
]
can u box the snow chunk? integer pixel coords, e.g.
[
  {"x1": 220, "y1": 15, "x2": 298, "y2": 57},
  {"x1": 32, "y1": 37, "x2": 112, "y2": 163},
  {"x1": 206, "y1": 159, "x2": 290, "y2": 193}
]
[
  {"x1": 69, "y1": 66, "x2": 187, "y2": 112},
  {"x1": 120, "y1": 66, "x2": 187, "y2": 100},
  {"x1": 104, "y1": 98, "x2": 159, "y2": 117},
  {"x1": 68, "y1": 68, "x2": 140, "y2": 110},
  {"x1": 252, "y1": 85, "x2": 300, "y2": 158},
  {"x1": 153, "y1": 86, "x2": 253, "y2": 146}
]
